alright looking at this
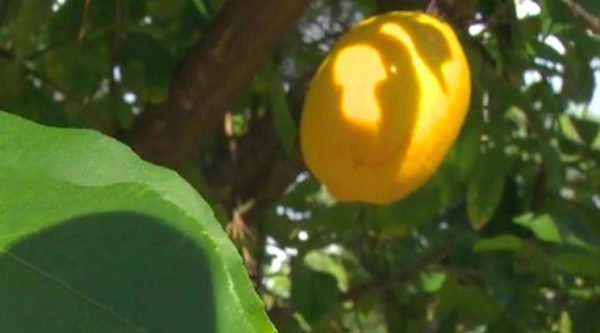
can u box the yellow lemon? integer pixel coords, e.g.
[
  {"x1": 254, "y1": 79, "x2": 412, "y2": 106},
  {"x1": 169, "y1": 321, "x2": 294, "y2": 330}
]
[{"x1": 300, "y1": 11, "x2": 471, "y2": 204}]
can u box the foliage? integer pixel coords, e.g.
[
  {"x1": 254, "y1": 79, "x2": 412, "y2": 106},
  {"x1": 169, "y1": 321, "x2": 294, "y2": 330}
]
[{"x1": 1, "y1": 0, "x2": 600, "y2": 332}]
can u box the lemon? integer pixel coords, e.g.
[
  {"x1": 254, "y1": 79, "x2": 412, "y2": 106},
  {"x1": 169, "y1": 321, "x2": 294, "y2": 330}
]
[{"x1": 300, "y1": 11, "x2": 471, "y2": 204}]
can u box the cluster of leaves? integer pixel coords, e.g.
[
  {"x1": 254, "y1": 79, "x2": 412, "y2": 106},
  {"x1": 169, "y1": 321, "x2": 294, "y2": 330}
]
[
  {"x1": 262, "y1": 0, "x2": 600, "y2": 332},
  {"x1": 0, "y1": 0, "x2": 220, "y2": 132},
  {"x1": 0, "y1": 0, "x2": 600, "y2": 332}
]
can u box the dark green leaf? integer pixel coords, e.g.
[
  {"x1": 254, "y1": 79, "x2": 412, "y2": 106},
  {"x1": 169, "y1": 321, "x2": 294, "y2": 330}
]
[
  {"x1": 12, "y1": 0, "x2": 51, "y2": 62},
  {"x1": 467, "y1": 147, "x2": 509, "y2": 229},
  {"x1": 439, "y1": 276, "x2": 502, "y2": 326},
  {"x1": 13, "y1": 80, "x2": 69, "y2": 127},
  {"x1": 191, "y1": 0, "x2": 214, "y2": 20},
  {"x1": 43, "y1": 42, "x2": 109, "y2": 97},
  {"x1": 146, "y1": 0, "x2": 187, "y2": 19},
  {"x1": 291, "y1": 260, "x2": 340, "y2": 324},
  {"x1": 445, "y1": 105, "x2": 483, "y2": 183},
  {"x1": 563, "y1": 43, "x2": 595, "y2": 103},
  {"x1": 552, "y1": 252, "x2": 600, "y2": 281},
  {"x1": 570, "y1": 117, "x2": 599, "y2": 145},
  {"x1": 376, "y1": 171, "x2": 459, "y2": 238},
  {"x1": 474, "y1": 235, "x2": 524, "y2": 252},
  {"x1": 116, "y1": 33, "x2": 176, "y2": 103},
  {"x1": 539, "y1": 139, "x2": 565, "y2": 191},
  {"x1": 267, "y1": 62, "x2": 297, "y2": 157}
]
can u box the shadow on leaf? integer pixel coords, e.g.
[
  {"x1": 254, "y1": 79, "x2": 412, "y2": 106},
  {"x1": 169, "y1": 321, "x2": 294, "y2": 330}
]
[{"x1": 0, "y1": 211, "x2": 216, "y2": 333}]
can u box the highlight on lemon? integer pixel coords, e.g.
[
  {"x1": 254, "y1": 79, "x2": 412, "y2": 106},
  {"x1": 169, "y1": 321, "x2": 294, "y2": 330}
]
[{"x1": 300, "y1": 11, "x2": 471, "y2": 205}]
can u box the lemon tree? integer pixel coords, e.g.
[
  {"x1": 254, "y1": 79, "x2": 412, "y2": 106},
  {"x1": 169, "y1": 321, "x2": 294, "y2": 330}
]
[{"x1": 1, "y1": 0, "x2": 600, "y2": 332}]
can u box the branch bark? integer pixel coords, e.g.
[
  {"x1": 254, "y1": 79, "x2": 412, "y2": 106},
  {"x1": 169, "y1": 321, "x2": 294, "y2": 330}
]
[{"x1": 128, "y1": 0, "x2": 312, "y2": 168}]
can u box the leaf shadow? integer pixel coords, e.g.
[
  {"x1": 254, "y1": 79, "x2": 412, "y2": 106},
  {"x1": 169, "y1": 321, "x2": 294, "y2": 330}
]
[{"x1": 0, "y1": 211, "x2": 216, "y2": 333}]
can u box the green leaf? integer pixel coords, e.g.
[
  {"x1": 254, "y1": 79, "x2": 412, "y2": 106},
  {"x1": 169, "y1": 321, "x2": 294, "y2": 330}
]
[
  {"x1": 557, "y1": 310, "x2": 573, "y2": 333},
  {"x1": 305, "y1": 250, "x2": 348, "y2": 291},
  {"x1": 116, "y1": 33, "x2": 176, "y2": 103},
  {"x1": 291, "y1": 260, "x2": 340, "y2": 324},
  {"x1": 445, "y1": 109, "x2": 483, "y2": 183},
  {"x1": 0, "y1": 111, "x2": 275, "y2": 333},
  {"x1": 191, "y1": 0, "x2": 214, "y2": 20},
  {"x1": 570, "y1": 117, "x2": 599, "y2": 145},
  {"x1": 467, "y1": 147, "x2": 509, "y2": 229},
  {"x1": 474, "y1": 235, "x2": 524, "y2": 252},
  {"x1": 528, "y1": 39, "x2": 565, "y2": 64},
  {"x1": 539, "y1": 140, "x2": 565, "y2": 191},
  {"x1": 439, "y1": 277, "x2": 501, "y2": 326},
  {"x1": 0, "y1": 56, "x2": 24, "y2": 104},
  {"x1": 539, "y1": 0, "x2": 577, "y2": 30},
  {"x1": 513, "y1": 213, "x2": 590, "y2": 249},
  {"x1": 563, "y1": 43, "x2": 595, "y2": 103},
  {"x1": 47, "y1": 0, "x2": 84, "y2": 43},
  {"x1": 146, "y1": 0, "x2": 188, "y2": 19},
  {"x1": 375, "y1": 171, "x2": 458, "y2": 238},
  {"x1": 420, "y1": 272, "x2": 447, "y2": 293},
  {"x1": 552, "y1": 252, "x2": 600, "y2": 281},
  {"x1": 475, "y1": 236, "x2": 551, "y2": 277},
  {"x1": 267, "y1": 62, "x2": 297, "y2": 157},
  {"x1": 43, "y1": 41, "x2": 109, "y2": 98},
  {"x1": 12, "y1": 80, "x2": 69, "y2": 127},
  {"x1": 12, "y1": 0, "x2": 51, "y2": 62},
  {"x1": 356, "y1": 0, "x2": 377, "y2": 15}
]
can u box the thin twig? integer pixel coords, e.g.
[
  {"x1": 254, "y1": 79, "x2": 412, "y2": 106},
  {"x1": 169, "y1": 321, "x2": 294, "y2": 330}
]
[
  {"x1": 78, "y1": 0, "x2": 93, "y2": 43},
  {"x1": 426, "y1": 0, "x2": 439, "y2": 13},
  {"x1": 557, "y1": 0, "x2": 600, "y2": 35}
]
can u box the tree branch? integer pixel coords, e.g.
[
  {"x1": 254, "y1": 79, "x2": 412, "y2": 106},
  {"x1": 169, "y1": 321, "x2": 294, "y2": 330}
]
[
  {"x1": 128, "y1": 0, "x2": 312, "y2": 168},
  {"x1": 340, "y1": 237, "x2": 455, "y2": 301},
  {"x1": 557, "y1": 0, "x2": 600, "y2": 34}
]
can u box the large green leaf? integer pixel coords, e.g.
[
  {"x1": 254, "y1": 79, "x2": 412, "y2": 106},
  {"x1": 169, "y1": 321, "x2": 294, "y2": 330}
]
[{"x1": 0, "y1": 111, "x2": 275, "y2": 333}]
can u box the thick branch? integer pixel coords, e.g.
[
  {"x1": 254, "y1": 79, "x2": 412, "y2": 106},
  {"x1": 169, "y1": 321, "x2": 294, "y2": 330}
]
[
  {"x1": 128, "y1": 0, "x2": 312, "y2": 168},
  {"x1": 340, "y1": 238, "x2": 455, "y2": 301}
]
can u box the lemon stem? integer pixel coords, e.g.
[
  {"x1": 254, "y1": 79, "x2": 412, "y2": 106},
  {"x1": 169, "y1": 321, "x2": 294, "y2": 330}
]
[{"x1": 425, "y1": 0, "x2": 439, "y2": 13}]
